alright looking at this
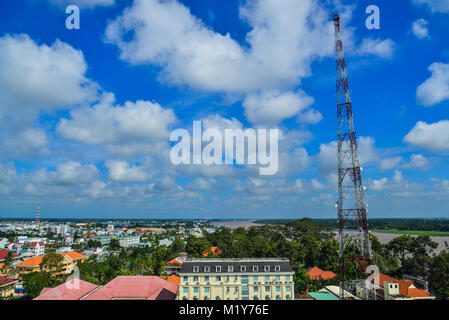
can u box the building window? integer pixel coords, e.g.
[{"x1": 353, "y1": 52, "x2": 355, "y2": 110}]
[
  {"x1": 264, "y1": 265, "x2": 270, "y2": 272},
  {"x1": 265, "y1": 295, "x2": 270, "y2": 300},
  {"x1": 183, "y1": 276, "x2": 188, "y2": 282},
  {"x1": 216, "y1": 296, "x2": 221, "y2": 300},
  {"x1": 265, "y1": 286, "x2": 271, "y2": 292},
  {"x1": 216, "y1": 276, "x2": 221, "y2": 282},
  {"x1": 216, "y1": 266, "x2": 222, "y2": 272},
  {"x1": 204, "y1": 296, "x2": 209, "y2": 300},
  {"x1": 286, "y1": 295, "x2": 291, "y2": 300},
  {"x1": 276, "y1": 295, "x2": 281, "y2": 300},
  {"x1": 254, "y1": 295, "x2": 259, "y2": 300},
  {"x1": 254, "y1": 286, "x2": 259, "y2": 292},
  {"x1": 234, "y1": 275, "x2": 238, "y2": 282},
  {"x1": 205, "y1": 276, "x2": 209, "y2": 282},
  {"x1": 193, "y1": 266, "x2": 199, "y2": 273},
  {"x1": 234, "y1": 287, "x2": 238, "y2": 293},
  {"x1": 226, "y1": 276, "x2": 230, "y2": 282},
  {"x1": 274, "y1": 265, "x2": 280, "y2": 272},
  {"x1": 265, "y1": 275, "x2": 270, "y2": 282},
  {"x1": 286, "y1": 286, "x2": 291, "y2": 292},
  {"x1": 204, "y1": 266, "x2": 210, "y2": 272},
  {"x1": 276, "y1": 286, "x2": 281, "y2": 292},
  {"x1": 253, "y1": 275, "x2": 259, "y2": 281},
  {"x1": 228, "y1": 266, "x2": 234, "y2": 272},
  {"x1": 205, "y1": 287, "x2": 210, "y2": 293},
  {"x1": 193, "y1": 276, "x2": 198, "y2": 282},
  {"x1": 252, "y1": 265, "x2": 258, "y2": 272},
  {"x1": 226, "y1": 287, "x2": 230, "y2": 293},
  {"x1": 285, "y1": 275, "x2": 291, "y2": 281},
  {"x1": 240, "y1": 265, "x2": 246, "y2": 272},
  {"x1": 275, "y1": 275, "x2": 280, "y2": 281},
  {"x1": 194, "y1": 287, "x2": 199, "y2": 293},
  {"x1": 183, "y1": 287, "x2": 188, "y2": 293}
]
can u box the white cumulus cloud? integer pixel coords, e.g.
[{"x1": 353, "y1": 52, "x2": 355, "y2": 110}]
[
  {"x1": 404, "y1": 120, "x2": 449, "y2": 152},
  {"x1": 416, "y1": 62, "x2": 449, "y2": 106}
]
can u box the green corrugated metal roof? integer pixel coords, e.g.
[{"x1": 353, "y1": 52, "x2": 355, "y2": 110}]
[{"x1": 308, "y1": 291, "x2": 339, "y2": 300}]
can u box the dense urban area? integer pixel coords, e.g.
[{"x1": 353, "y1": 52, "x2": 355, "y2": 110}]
[{"x1": 0, "y1": 218, "x2": 447, "y2": 300}]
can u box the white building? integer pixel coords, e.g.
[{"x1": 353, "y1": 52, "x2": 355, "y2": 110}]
[
  {"x1": 119, "y1": 236, "x2": 140, "y2": 248},
  {"x1": 29, "y1": 241, "x2": 45, "y2": 256},
  {"x1": 107, "y1": 224, "x2": 115, "y2": 233}
]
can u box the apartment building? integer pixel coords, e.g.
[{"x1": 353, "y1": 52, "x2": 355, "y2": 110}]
[
  {"x1": 119, "y1": 236, "x2": 140, "y2": 248},
  {"x1": 178, "y1": 258, "x2": 295, "y2": 300}
]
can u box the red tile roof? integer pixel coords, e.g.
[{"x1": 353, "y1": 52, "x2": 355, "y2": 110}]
[
  {"x1": 30, "y1": 242, "x2": 44, "y2": 247},
  {"x1": 33, "y1": 280, "x2": 99, "y2": 300},
  {"x1": 306, "y1": 267, "x2": 337, "y2": 280},
  {"x1": 0, "y1": 250, "x2": 18, "y2": 260},
  {"x1": 0, "y1": 276, "x2": 16, "y2": 286},
  {"x1": 83, "y1": 276, "x2": 178, "y2": 300}
]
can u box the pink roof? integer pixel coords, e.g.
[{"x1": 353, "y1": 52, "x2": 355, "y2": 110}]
[
  {"x1": 83, "y1": 276, "x2": 178, "y2": 300},
  {"x1": 33, "y1": 280, "x2": 99, "y2": 300}
]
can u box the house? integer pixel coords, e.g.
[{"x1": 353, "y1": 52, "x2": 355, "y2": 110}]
[
  {"x1": 366, "y1": 273, "x2": 435, "y2": 300},
  {"x1": 29, "y1": 242, "x2": 45, "y2": 256},
  {"x1": 306, "y1": 266, "x2": 337, "y2": 280},
  {"x1": 165, "y1": 257, "x2": 184, "y2": 275},
  {"x1": 15, "y1": 251, "x2": 87, "y2": 276},
  {"x1": 0, "y1": 276, "x2": 18, "y2": 298},
  {"x1": 0, "y1": 238, "x2": 8, "y2": 249},
  {"x1": 64, "y1": 236, "x2": 73, "y2": 245},
  {"x1": 34, "y1": 276, "x2": 178, "y2": 300}
]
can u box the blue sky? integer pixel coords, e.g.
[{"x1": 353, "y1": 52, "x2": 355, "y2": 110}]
[{"x1": 0, "y1": 0, "x2": 449, "y2": 219}]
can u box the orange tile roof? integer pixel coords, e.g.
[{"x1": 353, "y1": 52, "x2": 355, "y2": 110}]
[
  {"x1": 61, "y1": 251, "x2": 87, "y2": 261},
  {"x1": 0, "y1": 263, "x2": 4, "y2": 269},
  {"x1": 16, "y1": 251, "x2": 87, "y2": 267},
  {"x1": 166, "y1": 258, "x2": 182, "y2": 266},
  {"x1": 375, "y1": 273, "x2": 430, "y2": 298},
  {"x1": 16, "y1": 256, "x2": 44, "y2": 267},
  {"x1": 167, "y1": 275, "x2": 180, "y2": 285},
  {"x1": 306, "y1": 267, "x2": 337, "y2": 280},
  {"x1": 203, "y1": 246, "x2": 221, "y2": 257}
]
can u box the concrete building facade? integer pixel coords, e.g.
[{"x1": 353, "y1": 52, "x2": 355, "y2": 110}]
[{"x1": 178, "y1": 258, "x2": 295, "y2": 300}]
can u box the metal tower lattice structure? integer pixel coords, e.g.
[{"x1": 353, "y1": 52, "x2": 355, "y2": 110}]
[
  {"x1": 36, "y1": 201, "x2": 40, "y2": 227},
  {"x1": 333, "y1": 14, "x2": 373, "y2": 300}
]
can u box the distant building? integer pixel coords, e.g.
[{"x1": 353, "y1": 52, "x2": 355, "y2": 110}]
[
  {"x1": 93, "y1": 235, "x2": 113, "y2": 245},
  {"x1": 165, "y1": 257, "x2": 185, "y2": 275},
  {"x1": 159, "y1": 238, "x2": 173, "y2": 247},
  {"x1": 15, "y1": 251, "x2": 87, "y2": 276},
  {"x1": 356, "y1": 273, "x2": 436, "y2": 300},
  {"x1": 178, "y1": 258, "x2": 295, "y2": 300},
  {"x1": 0, "y1": 238, "x2": 8, "y2": 249},
  {"x1": 0, "y1": 276, "x2": 18, "y2": 298},
  {"x1": 119, "y1": 236, "x2": 140, "y2": 248},
  {"x1": 107, "y1": 224, "x2": 114, "y2": 233},
  {"x1": 33, "y1": 276, "x2": 178, "y2": 300},
  {"x1": 29, "y1": 242, "x2": 45, "y2": 256}
]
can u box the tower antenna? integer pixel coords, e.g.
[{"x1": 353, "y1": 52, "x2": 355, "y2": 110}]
[{"x1": 333, "y1": 13, "x2": 373, "y2": 300}]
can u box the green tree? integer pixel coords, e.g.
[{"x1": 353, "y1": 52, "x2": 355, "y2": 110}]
[
  {"x1": 428, "y1": 251, "x2": 449, "y2": 299},
  {"x1": 109, "y1": 238, "x2": 120, "y2": 251},
  {"x1": 22, "y1": 271, "x2": 64, "y2": 299}
]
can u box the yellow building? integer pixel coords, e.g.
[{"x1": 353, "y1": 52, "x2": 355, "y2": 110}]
[
  {"x1": 178, "y1": 258, "x2": 295, "y2": 300},
  {"x1": 15, "y1": 251, "x2": 87, "y2": 276},
  {"x1": 0, "y1": 276, "x2": 17, "y2": 298}
]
